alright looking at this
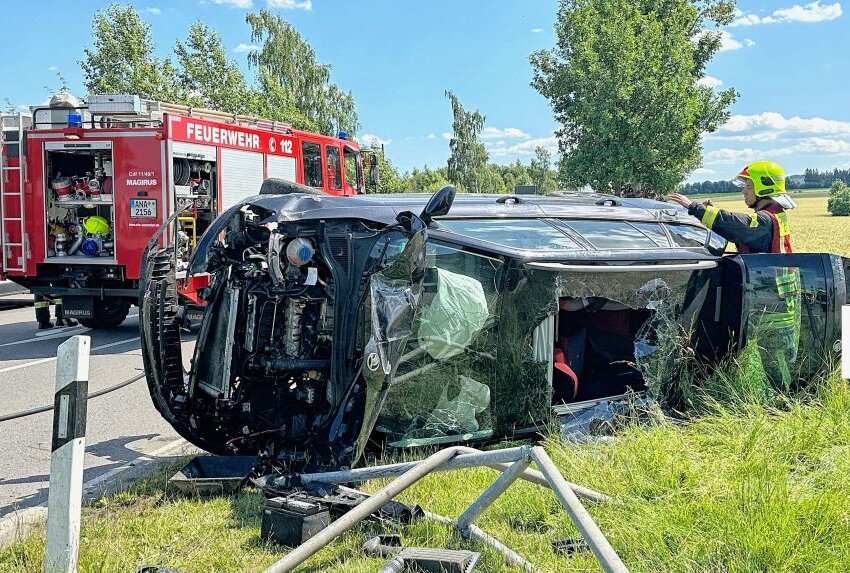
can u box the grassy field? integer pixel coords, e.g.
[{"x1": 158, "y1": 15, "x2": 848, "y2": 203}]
[{"x1": 2, "y1": 196, "x2": 848, "y2": 573}]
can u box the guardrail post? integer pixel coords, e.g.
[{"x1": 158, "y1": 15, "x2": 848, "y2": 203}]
[{"x1": 44, "y1": 336, "x2": 90, "y2": 573}]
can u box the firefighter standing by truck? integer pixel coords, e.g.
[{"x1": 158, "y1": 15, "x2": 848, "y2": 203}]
[
  {"x1": 667, "y1": 160, "x2": 802, "y2": 388},
  {"x1": 34, "y1": 294, "x2": 77, "y2": 329}
]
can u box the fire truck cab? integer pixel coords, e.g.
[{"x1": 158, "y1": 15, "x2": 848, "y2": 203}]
[{"x1": 1, "y1": 94, "x2": 366, "y2": 327}]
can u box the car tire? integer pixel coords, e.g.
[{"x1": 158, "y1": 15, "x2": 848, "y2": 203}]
[{"x1": 79, "y1": 298, "x2": 131, "y2": 329}]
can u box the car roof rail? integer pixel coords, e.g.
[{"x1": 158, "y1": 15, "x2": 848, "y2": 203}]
[
  {"x1": 595, "y1": 197, "x2": 621, "y2": 206},
  {"x1": 496, "y1": 195, "x2": 525, "y2": 204}
]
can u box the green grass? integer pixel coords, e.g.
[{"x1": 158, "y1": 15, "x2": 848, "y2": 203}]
[{"x1": 4, "y1": 369, "x2": 850, "y2": 573}]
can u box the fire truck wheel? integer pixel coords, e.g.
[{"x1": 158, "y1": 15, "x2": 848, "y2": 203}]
[{"x1": 79, "y1": 298, "x2": 132, "y2": 329}]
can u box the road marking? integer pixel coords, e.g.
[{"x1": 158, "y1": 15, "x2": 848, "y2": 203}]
[
  {"x1": 0, "y1": 337, "x2": 139, "y2": 375},
  {"x1": 0, "y1": 327, "x2": 91, "y2": 348},
  {"x1": 0, "y1": 437, "x2": 189, "y2": 549},
  {"x1": 82, "y1": 437, "x2": 187, "y2": 493}
]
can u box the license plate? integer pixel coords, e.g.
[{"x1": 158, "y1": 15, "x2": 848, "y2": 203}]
[{"x1": 130, "y1": 199, "x2": 157, "y2": 218}]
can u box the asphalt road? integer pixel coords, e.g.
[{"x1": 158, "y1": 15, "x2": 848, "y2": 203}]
[{"x1": 0, "y1": 303, "x2": 195, "y2": 519}]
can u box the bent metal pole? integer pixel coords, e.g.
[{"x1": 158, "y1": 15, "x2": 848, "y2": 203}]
[
  {"x1": 262, "y1": 446, "x2": 462, "y2": 573},
  {"x1": 530, "y1": 446, "x2": 629, "y2": 573},
  {"x1": 44, "y1": 336, "x2": 90, "y2": 573}
]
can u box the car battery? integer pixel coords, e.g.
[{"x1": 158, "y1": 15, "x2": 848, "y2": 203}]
[{"x1": 260, "y1": 496, "x2": 330, "y2": 547}]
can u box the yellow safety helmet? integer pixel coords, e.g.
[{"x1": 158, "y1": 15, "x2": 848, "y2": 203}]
[
  {"x1": 732, "y1": 160, "x2": 796, "y2": 209},
  {"x1": 82, "y1": 215, "x2": 110, "y2": 235}
]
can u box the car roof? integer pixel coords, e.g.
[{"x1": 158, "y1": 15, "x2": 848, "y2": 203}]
[
  {"x1": 250, "y1": 191, "x2": 694, "y2": 225},
  {"x1": 240, "y1": 191, "x2": 721, "y2": 262}
]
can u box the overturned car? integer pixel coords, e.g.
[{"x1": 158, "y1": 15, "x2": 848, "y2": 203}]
[{"x1": 140, "y1": 183, "x2": 848, "y2": 470}]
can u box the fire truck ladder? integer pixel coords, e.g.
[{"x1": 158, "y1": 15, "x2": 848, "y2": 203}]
[{"x1": 1, "y1": 112, "x2": 30, "y2": 273}]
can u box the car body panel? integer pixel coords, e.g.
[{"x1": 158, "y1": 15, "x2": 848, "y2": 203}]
[{"x1": 140, "y1": 189, "x2": 847, "y2": 469}]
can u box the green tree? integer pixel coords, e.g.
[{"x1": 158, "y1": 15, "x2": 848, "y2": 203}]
[
  {"x1": 80, "y1": 4, "x2": 179, "y2": 101},
  {"x1": 174, "y1": 22, "x2": 257, "y2": 114},
  {"x1": 358, "y1": 139, "x2": 404, "y2": 194},
  {"x1": 529, "y1": 146, "x2": 558, "y2": 194},
  {"x1": 403, "y1": 166, "x2": 452, "y2": 194},
  {"x1": 246, "y1": 10, "x2": 359, "y2": 135},
  {"x1": 827, "y1": 180, "x2": 850, "y2": 216},
  {"x1": 445, "y1": 91, "x2": 489, "y2": 193},
  {"x1": 531, "y1": 0, "x2": 738, "y2": 196}
]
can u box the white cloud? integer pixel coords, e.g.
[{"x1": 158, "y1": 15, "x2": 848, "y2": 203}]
[
  {"x1": 17, "y1": 104, "x2": 28, "y2": 111},
  {"x1": 359, "y1": 133, "x2": 391, "y2": 146},
  {"x1": 233, "y1": 43, "x2": 261, "y2": 53},
  {"x1": 442, "y1": 132, "x2": 452, "y2": 140},
  {"x1": 694, "y1": 30, "x2": 755, "y2": 52},
  {"x1": 47, "y1": 66, "x2": 58, "y2": 71},
  {"x1": 531, "y1": 28, "x2": 544, "y2": 33},
  {"x1": 730, "y1": 1, "x2": 842, "y2": 26},
  {"x1": 693, "y1": 167, "x2": 716, "y2": 175},
  {"x1": 427, "y1": 133, "x2": 436, "y2": 140},
  {"x1": 480, "y1": 126, "x2": 530, "y2": 140},
  {"x1": 267, "y1": 0, "x2": 312, "y2": 9},
  {"x1": 704, "y1": 137, "x2": 850, "y2": 164},
  {"x1": 212, "y1": 0, "x2": 252, "y2": 8},
  {"x1": 488, "y1": 135, "x2": 559, "y2": 158},
  {"x1": 697, "y1": 75, "x2": 723, "y2": 88},
  {"x1": 144, "y1": 7, "x2": 162, "y2": 15},
  {"x1": 717, "y1": 30, "x2": 754, "y2": 51},
  {"x1": 719, "y1": 112, "x2": 850, "y2": 136}
]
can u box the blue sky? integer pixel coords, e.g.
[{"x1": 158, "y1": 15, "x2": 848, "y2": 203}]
[{"x1": 3, "y1": 0, "x2": 849, "y2": 181}]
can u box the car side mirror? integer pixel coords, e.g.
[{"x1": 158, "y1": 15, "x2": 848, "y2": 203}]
[{"x1": 420, "y1": 185, "x2": 456, "y2": 226}]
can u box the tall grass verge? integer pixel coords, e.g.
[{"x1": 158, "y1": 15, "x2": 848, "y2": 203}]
[{"x1": 3, "y1": 370, "x2": 849, "y2": 572}]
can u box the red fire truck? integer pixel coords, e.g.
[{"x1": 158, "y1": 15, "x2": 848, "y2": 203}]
[{"x1": 1, "y1": 94, "x2": 367, "y2": 327}]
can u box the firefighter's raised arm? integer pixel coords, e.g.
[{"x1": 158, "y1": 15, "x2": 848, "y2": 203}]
[{"x1": 666, "y1": 193, "x2": 773, "y2": 247}]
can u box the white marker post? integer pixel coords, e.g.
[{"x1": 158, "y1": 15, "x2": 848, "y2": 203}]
[
  {"x1": 842, "y1": 306, "x2": 849, "y2": 380},
  {"x1": 44, "y1": 336, "x2": 90, "y2": 573}
]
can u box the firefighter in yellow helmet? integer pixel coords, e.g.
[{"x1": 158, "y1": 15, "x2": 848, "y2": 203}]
[
  {"x1": 668, "y1": 161, "x2": 801, "y2": 389},
  {"x1": 666, "y1": 160, "x2": 795, "y2": 253}
]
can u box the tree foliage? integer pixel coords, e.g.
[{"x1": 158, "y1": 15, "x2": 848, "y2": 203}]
[
  {"x1": 81, "y1": 4, "x2": 179, "y2": 101},
  {"x1": 445, "y1": 91, "x2": 489, "y2": 193},
  {"x1": 530, "y1": 0, "x2": 738, "y2": 196},
  {"x1": 174, "y1": 23, "x2": 256, "y2": 114},
  {"x1": 246, "y1": 9, "x2": 359, "y2": 135},
  {"x1": 529, "y1": 146, "x2": 558, "y2": 194},
  {"x1": 79, "y1": 4, "x2": 359, "y2": 136},
  {"x1": 827, "y1": 180, "x2": 850, "y2": 216}
]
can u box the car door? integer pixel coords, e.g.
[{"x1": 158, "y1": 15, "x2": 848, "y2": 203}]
[{"x1": 703, "y1": 253, "x2": 846, "y2": 387}]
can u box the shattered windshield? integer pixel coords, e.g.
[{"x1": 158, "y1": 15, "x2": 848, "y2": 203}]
[{"x1": 376, "y1": 238, "x2": 714, "y2": 447}]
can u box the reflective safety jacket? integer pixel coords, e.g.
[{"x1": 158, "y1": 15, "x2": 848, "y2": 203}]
[{"x1": 687, "y1": 200, "x2": 792, "y2": 254}]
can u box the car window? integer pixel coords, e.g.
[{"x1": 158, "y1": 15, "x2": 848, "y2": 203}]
[
  {"x1": 737, "y1": 255, "x2": 830, "y2": 388},
  {"x1": 631, "y1": 223, "x2": 671, "y2": 247},
  {"x1": 666, "y1": 224, "x2": 708, "y2": 248},
  {"x1": 439, "y1": 219, "x2": 582, "y2": 251},
  {"x1": 560, "y1": 220, "x2": 658, "y2": 250},
  {"x1": 377, "y1": 242, "x2": 502, "y2": 447}
]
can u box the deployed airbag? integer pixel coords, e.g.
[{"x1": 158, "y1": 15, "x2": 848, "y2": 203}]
[{"x1": 418, "y1": 268, "x2": 489, "y2": 359}]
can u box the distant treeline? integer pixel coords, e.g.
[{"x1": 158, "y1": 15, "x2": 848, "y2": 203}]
[{"x1": 681, "y1": 168, "x2": 850, "y2": 195}]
